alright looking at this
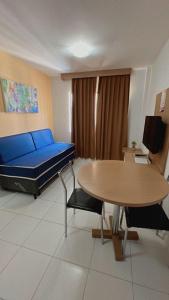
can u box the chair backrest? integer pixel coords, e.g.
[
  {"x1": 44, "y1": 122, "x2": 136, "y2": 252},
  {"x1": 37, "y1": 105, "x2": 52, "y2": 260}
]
[{"x1": 58, "y1": 161, "x2": 75, "y2": 201}]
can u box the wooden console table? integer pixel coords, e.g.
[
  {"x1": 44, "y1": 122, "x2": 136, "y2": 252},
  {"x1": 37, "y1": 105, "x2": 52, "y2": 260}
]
[{"x1": 122, "y1": 147, "x2": 147, "y2": 163}]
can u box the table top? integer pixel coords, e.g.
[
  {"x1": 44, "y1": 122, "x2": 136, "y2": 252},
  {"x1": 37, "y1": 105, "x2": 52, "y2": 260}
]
[{"x1": 77, "y1": 160, "x2": 169, "y2": 207}]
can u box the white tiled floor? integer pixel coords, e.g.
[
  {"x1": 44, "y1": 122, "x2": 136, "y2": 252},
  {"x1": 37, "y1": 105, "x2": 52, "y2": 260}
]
[
  {"x1": 0, "y1": 210, "x2": 16, "y2": 231},
  {"x1": 32, "y1": 258, "x2": 88, "y2": 300},
  {"x1": 84, "y1": 270, "x2": 133, "y2": 300},
  {"x1": 91, "y1": 239, "x2": 132, "y2": 281},
  {"x1": 55, "y1": 227, "x2": 95, "y2": 267},
  {"x1": 24, "y1": 221, "x2": 64, "y2": 255},
  {"x1": 3, "y1": 194, "x2": 53, "y2": 219},
  {"x1": 0, "y1": 158, "x2": 168, "y2": 300},
  {"x1": 0, "y1": 248, "x2": 50, "y2": 300},
  {"x1": 0, "y1": 215, "x2": 39, "y2": 245}
]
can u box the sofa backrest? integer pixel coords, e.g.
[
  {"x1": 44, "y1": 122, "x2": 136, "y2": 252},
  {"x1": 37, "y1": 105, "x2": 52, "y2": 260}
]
[
  {"x1": 0, "y1": 133, "x2": 36, "y2": 163},
  {"x1": 31, "y1": 128, "x2": 55, "y2": 150}
]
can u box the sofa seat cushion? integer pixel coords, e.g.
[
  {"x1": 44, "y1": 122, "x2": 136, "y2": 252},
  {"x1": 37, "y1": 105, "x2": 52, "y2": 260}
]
[
  {"x1": 0, "y1": 133, "x2": 36, "y2": 163},
  {"x1": 31, "y1": 128, "x2": 54, "y2": 149},
  {"x1": 0, "y1": 142, "x2": 75, "y2": 179}
]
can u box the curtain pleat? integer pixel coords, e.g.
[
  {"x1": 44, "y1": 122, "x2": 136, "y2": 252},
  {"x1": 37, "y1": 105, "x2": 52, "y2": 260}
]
[
  {"x1": 96, "y1": 75, "x2": 130, "y2": 160},
  {"x1": 72, "y1": 77, "x2": 96, "y2": 158}
]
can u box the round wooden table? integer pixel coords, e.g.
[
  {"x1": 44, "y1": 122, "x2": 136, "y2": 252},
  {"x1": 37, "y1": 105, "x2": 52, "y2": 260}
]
[{"x1": 77, "y1": 160, "x2": 169, "y2": 260}]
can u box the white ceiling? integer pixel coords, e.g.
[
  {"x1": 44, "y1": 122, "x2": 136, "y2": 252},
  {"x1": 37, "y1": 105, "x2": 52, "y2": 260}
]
[{"x1": 1, "y1": 0, "x2": 169, "y2": 76}]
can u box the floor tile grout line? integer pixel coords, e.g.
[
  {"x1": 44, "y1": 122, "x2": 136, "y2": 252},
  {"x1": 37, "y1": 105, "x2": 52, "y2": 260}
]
[
  {"x1": 52, "y1": 228, "x2": 98, "y2": 270},
  {"x1": 0, "y1": 236, "x2": 62, "y2": 260},
  {"x1": 0, "y1": 218, "x2": 65, "y2": 258},
  {"x1": 30, "y1": 255, "x2": 53, "y2": 300},
  {"x1": 0, "y1": 224, "x2": 99, "y2": 252},
  {"x1": 0, "y1": 220, "x2": 65, "y2": 248},
  {"x1": 21, "y1": 218, "x2": 42, "y2": 246},
  {"x1": 129, "y1": 242, "x2": 135, "y2": 300},
  {"x1": 25, "y1": 220, "x2": 66, "y2": 259},
  {"x1": 1, "y1": 236, "x2": 168, "y2": 299},
  {"x1": 0, "y1": 216, "x2": 41, "y2": 249},
  {"x1": 0, "y1": 220, "x2": 166, "y2": 284},
  {"x1": 0, "y1": 237, "x2": 22, "y2": 247},
  {"x1": 30, "y1": 254, "x2": 90, "y2": 300},
  {"x1": 0, "y1": 243, "x2": 54, "y2": 300},
  {"x1": 0, "y1": 193, "x2": 17, "y2": 208},
  {"x1": 0, "y1": 212, "x2": 18, "y2": 233},
  {"x1": 0, "y1": 223, "x2": 167, "y2": 295},
  {"x1": 82, "y1": 267, "x2": 90, "y2": 300},
  {"x1": 51, "y1": 228, "x2": 68, "y2": 258},
  {"x1": 0, "y1": 213, "x2": 42, "y2": 249},
  {"x1": 88, "y1": 266, "x2": 133, "y2": 285},
  {"x1": 0, "y1": 207, "x2": 51, "y2": 221},
  {"x1": 0, "y1": 215, "x2": 42, "y2": 249},
  {"x1": 2, "y1": 229, "x2": 168, "y2": 295},
  {"x1": 0, "y1": 197, "x2": 71, "y2": 223},
  {"x1": 130, "y1": 239, "x2": 169, "y2": 296},
  {"x1": 52, "y1": 256, "x2": 90, "y2": 272},
  {"x1": 82, "y1": 237, "x2": 97, "y2": 300},
  {"x1": 50, "y1": 228, "x2": 65, "y2": 257},
  {"x1": 0, "y1": 207, "x2": 71, "y2": 228},
  {"x1": 20, "y1": 245, "x2": 54, "y2": 258},
  {"x1": 132, "y1": 281, "x2": 169, "y2": 296},
  {"x1": 0, "y1": 208, "x2": 101, "y2": 234},
  {"x1": 0, "y1": 240, "x2": 22, "y2": 275},
  {"x1": 0, "y1": 205, "x2": 101, "y2": 232},
  {"x1": 89, "y1": 237, "x2": 97, "y2": 268}
]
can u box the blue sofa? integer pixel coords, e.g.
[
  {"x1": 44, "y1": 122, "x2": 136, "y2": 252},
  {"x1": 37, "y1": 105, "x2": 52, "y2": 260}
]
[{"x1": 0, "y1": 129, "x2": 75, "y2": 198}]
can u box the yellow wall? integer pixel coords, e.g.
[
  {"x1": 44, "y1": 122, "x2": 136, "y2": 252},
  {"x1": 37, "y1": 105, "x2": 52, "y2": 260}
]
[{"x1": 0, "y1": 51, "x2": 54, "y2": 137}]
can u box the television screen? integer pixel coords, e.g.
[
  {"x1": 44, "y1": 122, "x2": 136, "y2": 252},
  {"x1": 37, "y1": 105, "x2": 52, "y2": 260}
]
[{"x1": 143, "y1": 116, "x2": 166, "y2": 154}]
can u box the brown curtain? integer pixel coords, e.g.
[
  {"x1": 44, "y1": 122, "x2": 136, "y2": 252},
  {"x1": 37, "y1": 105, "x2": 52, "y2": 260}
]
[
  {"x1": 96, "y1": 75, "x2": 130, "y2": 160},
  {"x1": 72, "y1": 77, "x2": 96, "y2": 158}
]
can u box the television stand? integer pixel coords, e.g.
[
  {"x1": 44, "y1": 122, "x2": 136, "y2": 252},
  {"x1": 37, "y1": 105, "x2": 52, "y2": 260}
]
[{"x1": 123, "y1": 147, "x2": 148, "y2": 163}]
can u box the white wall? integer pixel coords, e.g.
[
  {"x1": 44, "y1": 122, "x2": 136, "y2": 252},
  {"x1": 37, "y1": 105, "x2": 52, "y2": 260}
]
[
  {"x1": 52, "y1": 71, "x2": 147, "y2": 147},
  {"x1": 144, "y1": 39, "x2": 169, "y2": 223},
  {"x1": 128, "y1": 68, "x2": 147, "y2": 148},
  {"x1": 52, "y1": 78, "x2": 71, "y2": 142}
]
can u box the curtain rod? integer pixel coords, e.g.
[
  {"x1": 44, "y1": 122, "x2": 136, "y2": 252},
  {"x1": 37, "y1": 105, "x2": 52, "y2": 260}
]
[{"x1": 61, "y1": 68, "x2": 132, "y2": 80}]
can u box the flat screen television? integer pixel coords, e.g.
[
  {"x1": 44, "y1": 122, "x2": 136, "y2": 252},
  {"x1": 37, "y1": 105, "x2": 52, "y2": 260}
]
[{"x1": 142, "y1": 116, "x2": 166, "y2": 154}]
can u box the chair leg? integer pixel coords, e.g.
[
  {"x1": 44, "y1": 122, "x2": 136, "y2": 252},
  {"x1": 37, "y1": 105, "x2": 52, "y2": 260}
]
[
  {"x1": 103, "y1": 202, "x2": 106, "y2": 220},
  {"x1": 100, "y1": 214, "x2": 104, "y2": 245},
  {"x1": 73, "y1": 208, "x2": 76, "y2": 215},
  {"x1": 156, "y1": 230, "x2": 166, "y2": 240},
  {"x1": 65, "y1": 206, "x2": 67, "y2": 238},
  {"x1": 120, "y1": 207, "x2": 124, "y2": 230},
  {"x1": 123, "y1": 226, "x2": 128, "y2": 256}
]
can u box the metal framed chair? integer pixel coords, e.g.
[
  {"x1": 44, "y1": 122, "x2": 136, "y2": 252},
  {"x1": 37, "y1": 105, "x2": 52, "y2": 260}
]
[
  {"x1": 58, "y1": 161, "x2": 105, "y2": 244},
  {"x1": 122, "y1": 204, "x2": 169, "y2": 255}
]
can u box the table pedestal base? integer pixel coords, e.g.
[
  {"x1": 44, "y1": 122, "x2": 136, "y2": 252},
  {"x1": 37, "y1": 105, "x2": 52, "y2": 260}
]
[{"x1": 92, "y1": 216, "x2": 139, "y2": 261}]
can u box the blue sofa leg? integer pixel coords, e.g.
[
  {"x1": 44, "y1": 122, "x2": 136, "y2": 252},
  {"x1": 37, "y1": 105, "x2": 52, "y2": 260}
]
[{"x1": 34, "y1": 190, "x2": 41, "y2": 199}]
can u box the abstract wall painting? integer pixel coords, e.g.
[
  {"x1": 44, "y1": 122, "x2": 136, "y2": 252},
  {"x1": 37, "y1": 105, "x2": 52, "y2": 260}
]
[{"x1": 0, "y1": 78, "x2": 38, "y2": 113}]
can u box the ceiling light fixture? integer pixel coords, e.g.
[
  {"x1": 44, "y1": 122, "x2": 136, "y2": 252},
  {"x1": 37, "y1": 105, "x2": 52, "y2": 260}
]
[{"x1": 69, "y1": 41, "x2": 92, "y2": 58}]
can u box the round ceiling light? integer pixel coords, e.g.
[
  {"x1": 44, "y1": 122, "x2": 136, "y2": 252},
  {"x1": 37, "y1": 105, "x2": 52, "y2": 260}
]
[{"x1": 69, "y1": 41, "x2": 92, "y2": 58}]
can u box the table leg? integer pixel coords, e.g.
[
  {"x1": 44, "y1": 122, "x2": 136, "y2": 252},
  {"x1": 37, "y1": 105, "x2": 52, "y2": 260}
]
[
  {"x1": 92, "y1": 205, "x2": 139, "y2": 261},
  {"x1": 110, "y1": 206, "x2": 123, "y2": 261},
  {"x1": 112, "y1": 205, "x2": 120, "y2": 234}
]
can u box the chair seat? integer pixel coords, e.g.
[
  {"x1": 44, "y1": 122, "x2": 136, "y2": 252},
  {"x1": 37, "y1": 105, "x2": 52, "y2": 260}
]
[
  {"x1": 125, "y1": 204, "x2": 169, "y2": 230},
  {"x1": 67, "y1": 188, "x2": 103, "y2": 215}
]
